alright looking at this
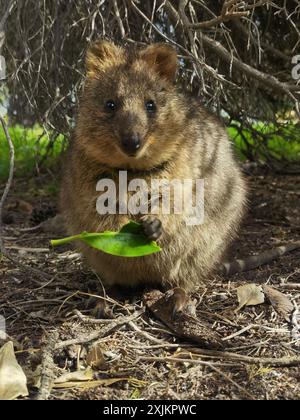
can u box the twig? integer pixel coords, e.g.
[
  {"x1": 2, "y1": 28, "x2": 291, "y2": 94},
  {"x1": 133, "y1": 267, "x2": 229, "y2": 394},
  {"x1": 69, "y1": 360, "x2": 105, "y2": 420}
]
[
  {"x1": 189, "y1": 13, "x2": 249, "y2": 30},
  {"x1": 144, "y1": 289, "x2": 224, "y2": 350},
  {"x1": 5, "y1": 246, "x2": 50, "y2": 253},
  {"x1": 1, "y1": 251, "x2": 52, "y2": 283},
  {"x1": 177, "y1": 0, "x2": 300, "y2": 101},
  {"x1": 183, "y1": 348, "x2": 300, "y2": 367},
  {"x1": 0, "y1": 116, "x2": 15, "y2": 254},
  {"x1": 0, "y1": 0, "x2": 16, "y2": 32},
  {"x1": 280, "y1": 284, "x2": 300, "y2": 291},
  {"x1": 199, "y1": 33, "x2": 300, "y2": 98},
  {"x1": 113, "y1": 0, "x2": 125, "y2": 38},
  {"x1": 140, "y1": 356, "x2": 255, "y2": 400},
  {"x1": 55, "y1": 311, "x2": 143, "y2": 350},
  {"x1": 0, "y1": 116, "x2": 50, "y2": 285},
  {"x1": 36, "y1": 330, "x2": 58, "y2": 400},
  {"x1": 74, "y1": 308, "x2": 144, "y2": 325},
  {"x1": 0, "y1": 117, "x2": 51, "y2": 285},
  {"x1": 129, "y1": 320, "x2": 169, "y2": 345}
]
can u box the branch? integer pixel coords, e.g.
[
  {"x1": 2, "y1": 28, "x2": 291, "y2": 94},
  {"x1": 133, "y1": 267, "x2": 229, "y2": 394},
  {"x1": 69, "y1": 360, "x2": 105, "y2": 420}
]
[
  {"x1": 187, "y1": 13, "x2": 249, "y2": 30},
  {"x1": 113, "y1": 0, "x2": 125, "y2": 38},
  {"x1": 179, "y1": 0, "x2": 256, "y2": 30},
  {"x1": 55, "y1": 310, "x2": 143, "y2": 350},
  {"x1": 164, "y1": 1, "x2": 299, "y2": 102},
  {"x1": 0, "y1": 116, "x2": 15, "y2": 254},
  {"x1": 140, "y1": 356, "x2": 255, "y2": 399},
  {"x1": 234, "y1": 19, "x2": 291, "y2": 62},
  {"x1": 198, "y1": 33, "x2": 300, "y2": 98},
  {"x1": 141, "y1": 351, "x2": 300, "y2": 368},
  {"x1": 0, "y1": 0, "x2": 16, "y2": 51},
  {"x1": 221, "y1": 0, "x2": 271, "y2": 14},
  {"x1": 0, "y1": 0, "x2": 16, "y2": 32},
  {"x1": 36, "y1": 331, "x2": 58, "y2": 400},
  {"x1": 0, "y1": 117, "x2": 53, "y2": 284}
]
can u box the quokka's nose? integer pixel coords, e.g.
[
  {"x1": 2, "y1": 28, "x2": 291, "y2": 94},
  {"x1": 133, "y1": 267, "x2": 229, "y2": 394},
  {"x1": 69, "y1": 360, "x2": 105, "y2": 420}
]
[{"x1": 121, "y1": 134, "x2": 141, "y2": 156}]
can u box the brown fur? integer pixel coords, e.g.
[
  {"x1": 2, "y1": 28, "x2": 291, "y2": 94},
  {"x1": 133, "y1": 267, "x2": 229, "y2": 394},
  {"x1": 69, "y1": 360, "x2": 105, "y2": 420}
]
[{"x1": 60, "y1": 41, "x2": 247, "y2": 291}]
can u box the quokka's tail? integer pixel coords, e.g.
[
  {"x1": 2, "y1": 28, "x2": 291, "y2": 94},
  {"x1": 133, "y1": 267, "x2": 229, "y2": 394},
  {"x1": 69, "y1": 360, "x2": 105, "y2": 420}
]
[{"x1": 219, "y1": 241, "x2": 300, "y2": 276}]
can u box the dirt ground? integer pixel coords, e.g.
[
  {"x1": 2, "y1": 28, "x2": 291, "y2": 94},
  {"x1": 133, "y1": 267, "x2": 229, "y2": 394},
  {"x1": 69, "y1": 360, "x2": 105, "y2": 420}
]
[{"x1": 0, "y1": 166, "x2": 300, "y2": 400}]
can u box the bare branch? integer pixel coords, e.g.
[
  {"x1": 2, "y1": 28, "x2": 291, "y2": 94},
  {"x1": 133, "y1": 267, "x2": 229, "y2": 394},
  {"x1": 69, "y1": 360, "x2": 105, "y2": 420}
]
[
  {"x1": 179, "y1": 0, "x2": 272, "y2": 30},
  {"x1": 198, "y1": 32, "x2": 300, "y2": 99},
  {"x1": 0, "y1": 0, "x2": 16, "y2": 32},
  {"x1": 0, "y1": 116, "x2": 14, "y2": 254},
  {"x1": 113, "y1": 0, "x2": 125, "y2": 38}
]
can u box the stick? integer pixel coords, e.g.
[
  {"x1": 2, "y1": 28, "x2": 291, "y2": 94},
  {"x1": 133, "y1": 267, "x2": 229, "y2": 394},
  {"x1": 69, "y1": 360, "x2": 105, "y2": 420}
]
[
  {"x1": 0, "y1": 117, "x2": 52, "y2": 284},
  {"x1": 144, "y1": 289, "x2": 225, "y2": 350},
  {"x1": 140, "y1": 356, "x2": 255, "y2": 400},
  {"x1": 181, "y1": 348, "x2": 300, "y2": 367},
  {"x1": 177, "y1": 0, "x2": 300, "y2": 100},
  {"x1": 55, "y1": 311, "x2": 143, "y2": 350},
  {"x1": 36, "y1": 331, "x2": 59, "y2": 400},
  {"x1": 0, "y1": 116, "x2": 14, "y2": 254}
]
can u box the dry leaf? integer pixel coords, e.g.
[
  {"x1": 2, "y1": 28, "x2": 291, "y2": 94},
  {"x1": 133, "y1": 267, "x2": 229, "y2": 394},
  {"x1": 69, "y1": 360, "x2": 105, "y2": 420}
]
[
  {"x1": 54, "y1": 368, "x2": 94, "y2": 384},
  {"x1": 8, "y1": 199, "x2": 33, "y2": 215},
  {"x1": 24, "y1": 365, "x2": 42, "y2": 389},
  {"x1": 236, "y1": 284, "x2": 265, "y2": 311},
  {"x1": 53, "y1": 376, "x2": 145, "y2": 390},
  {"x1": 86, "y1": 345, "x2": 106, "y2": 370},
  {"x1": 263, "y1": 285, "x2": 294, "y2": 322},
  {"x1": 0, "y1": 342, "x2": 29, "y2": 400}
]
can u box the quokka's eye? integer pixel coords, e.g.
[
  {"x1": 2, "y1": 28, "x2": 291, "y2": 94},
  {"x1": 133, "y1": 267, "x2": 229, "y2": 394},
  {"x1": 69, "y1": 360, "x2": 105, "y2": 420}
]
[
  {"x1": 105, "y1": 100, "x2": 117, "y2": 112},
  {"x1": 145, "y1": 100, "x2": 156, "y2": 113}
]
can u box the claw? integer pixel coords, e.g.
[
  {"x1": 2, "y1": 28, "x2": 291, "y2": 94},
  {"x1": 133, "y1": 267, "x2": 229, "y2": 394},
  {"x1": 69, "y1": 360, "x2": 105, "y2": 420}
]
[{"x1": 142, "y1": 218, "x2": 163, "y2": 241}]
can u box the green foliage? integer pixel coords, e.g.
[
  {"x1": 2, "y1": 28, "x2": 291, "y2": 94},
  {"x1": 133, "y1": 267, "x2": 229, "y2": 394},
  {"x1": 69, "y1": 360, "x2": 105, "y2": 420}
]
[
  {"x1": 228, "y1": 122, "x2": 300, "y2": 163},
  {"x1": 51, "y1": 222, "x2": 162, "y2": 258},
  {"x1": 1, "y1": 122, "x2": 299, "y2": 182},
  {"x1": 0, "y1": 125, "x2": 65, "y2": 179}
]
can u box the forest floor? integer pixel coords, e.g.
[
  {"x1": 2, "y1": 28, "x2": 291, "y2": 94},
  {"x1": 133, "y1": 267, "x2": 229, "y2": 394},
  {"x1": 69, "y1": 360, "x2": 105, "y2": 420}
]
[{"x1": 0, "y1": 166, "x2": 300, "y2": 400}]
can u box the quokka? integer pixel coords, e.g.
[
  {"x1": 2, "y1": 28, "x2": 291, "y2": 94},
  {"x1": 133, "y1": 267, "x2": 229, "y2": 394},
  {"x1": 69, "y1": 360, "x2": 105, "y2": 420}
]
[{"x1": 61, "y1": 41, "x2": 247, "y2": 291}]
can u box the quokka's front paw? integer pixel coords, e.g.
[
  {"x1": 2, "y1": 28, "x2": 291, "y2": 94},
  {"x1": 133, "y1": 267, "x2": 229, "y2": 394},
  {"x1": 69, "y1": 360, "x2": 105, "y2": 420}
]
[{"x1": 142, "y1": 217, "x2": 163, "y2": 241}]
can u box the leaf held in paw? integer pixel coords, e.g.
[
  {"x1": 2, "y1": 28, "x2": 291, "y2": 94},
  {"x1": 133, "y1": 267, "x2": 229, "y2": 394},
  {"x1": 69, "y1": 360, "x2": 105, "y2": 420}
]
[
  {"x1": 51, "y1": 221, "x2": 162, "y2": 257},
  {"x1": 236, "y1": 284, "x2": 265, "y2": 311},
  {"x1": 263, "y1": 285, "x2": 294, "y2": 322}
]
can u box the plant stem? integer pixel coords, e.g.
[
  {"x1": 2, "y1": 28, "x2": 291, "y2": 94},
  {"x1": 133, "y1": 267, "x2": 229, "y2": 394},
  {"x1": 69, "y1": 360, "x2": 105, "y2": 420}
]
[{"x1": 50, "y1": 234, "x2": 83, "y2": 247}]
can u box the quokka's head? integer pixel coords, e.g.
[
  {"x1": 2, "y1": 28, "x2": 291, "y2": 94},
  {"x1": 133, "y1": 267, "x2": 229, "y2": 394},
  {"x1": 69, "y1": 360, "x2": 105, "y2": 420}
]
[{"x1": 77, "y1": 40, "x2": 191, "y2": 169}]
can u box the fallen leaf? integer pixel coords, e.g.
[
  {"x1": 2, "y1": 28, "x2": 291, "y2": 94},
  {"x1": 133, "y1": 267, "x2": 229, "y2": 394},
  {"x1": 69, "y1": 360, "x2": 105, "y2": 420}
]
[
  {"x1": 236, "y1": 284, "x2": 265, "y2": 311},
  {"x1": 86, "y1": 345, "x2": 106, "y2": 370},
  {"x1": 0, "y1": 342, "x2": 29, "y2": 400},
  {"x1": 53, "y1": 372, "x2": 143, "y2": 390},
  {"x1": 8, "y1": 199, "x2": 33, "y2": 215},
  {"x1": 53, "y1": 378, "x2": 126, "y2": 390},
  {"x1": 26, "y1": 366, "x2": 42, "y2": 389},
  {"x1": 263, "y1": 285, "x2": 294, "y2": 322},
  {"x1": 54, "y1": 368, "x2": 94, "y2": 384}
]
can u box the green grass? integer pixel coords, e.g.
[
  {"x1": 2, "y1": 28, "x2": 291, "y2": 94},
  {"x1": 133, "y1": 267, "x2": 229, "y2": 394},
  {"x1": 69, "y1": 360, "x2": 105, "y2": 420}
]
[
  {"x1": 0, "y1": 122, "x2": 299, "y2": 181},
  {"x1": 0, "y1": 125, "x2": 65, "y2": 180},
  {"x1": 228, "y1": 122, "x2": 300, "y2": 163}
]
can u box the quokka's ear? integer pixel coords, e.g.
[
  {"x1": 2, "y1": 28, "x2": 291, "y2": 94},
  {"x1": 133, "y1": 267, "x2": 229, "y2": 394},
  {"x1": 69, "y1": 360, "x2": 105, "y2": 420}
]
[
  {"x1": 140, "y1": 43, "x2": 178, "y2": 82},
  {"x1": 86, "y1": 40, "x2": 124, "y2": 78}
]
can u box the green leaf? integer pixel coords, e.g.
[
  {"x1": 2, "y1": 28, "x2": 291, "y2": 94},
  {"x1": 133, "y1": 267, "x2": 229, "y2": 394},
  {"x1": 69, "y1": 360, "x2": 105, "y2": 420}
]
[
  {"x1": 119, "y1": 221, "x2": 143, "y2": 235},
  {"x1": 51, "y1": 222, "x2": 161, "y2": 258}
]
